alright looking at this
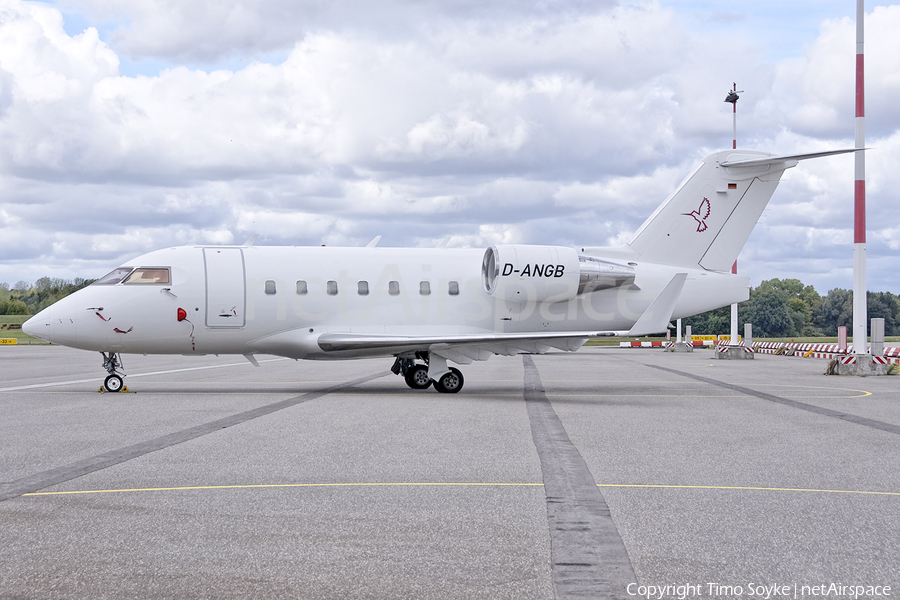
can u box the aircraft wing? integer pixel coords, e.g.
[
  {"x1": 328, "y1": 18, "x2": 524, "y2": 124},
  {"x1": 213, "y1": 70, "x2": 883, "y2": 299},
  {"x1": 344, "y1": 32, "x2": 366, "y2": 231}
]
[{"x1": 317, "y1": 330, "x2": 617, "y2": 363}]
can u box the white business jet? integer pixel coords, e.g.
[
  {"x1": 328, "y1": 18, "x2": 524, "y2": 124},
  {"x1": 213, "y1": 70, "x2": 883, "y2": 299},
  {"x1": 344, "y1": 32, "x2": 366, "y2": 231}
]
[{"x1": 24, "y1": 149, "x2": 856, "y2": 393}]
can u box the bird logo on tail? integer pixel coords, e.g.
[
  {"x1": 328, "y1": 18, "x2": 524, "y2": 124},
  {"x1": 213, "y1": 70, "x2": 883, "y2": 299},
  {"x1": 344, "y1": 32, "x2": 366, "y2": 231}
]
[{"x1": 684, "y1": 197, "x2": 711, "y2": 232}]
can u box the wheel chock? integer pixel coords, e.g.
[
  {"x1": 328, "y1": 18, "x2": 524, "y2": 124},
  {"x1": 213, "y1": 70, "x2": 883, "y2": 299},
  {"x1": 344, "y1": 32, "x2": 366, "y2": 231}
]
[{"x1": 98, "y1": 385, "x2": 134, "y2": 393}]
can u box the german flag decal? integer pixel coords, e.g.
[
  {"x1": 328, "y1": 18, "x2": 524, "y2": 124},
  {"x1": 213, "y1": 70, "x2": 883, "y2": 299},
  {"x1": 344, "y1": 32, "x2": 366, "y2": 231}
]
[{"x1": 728, "y1": 183, "x2": 737, "y2": 189}]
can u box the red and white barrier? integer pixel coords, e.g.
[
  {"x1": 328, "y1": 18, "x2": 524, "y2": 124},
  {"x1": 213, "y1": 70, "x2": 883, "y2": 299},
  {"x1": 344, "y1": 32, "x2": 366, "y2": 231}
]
[
  {"x1": 616, "y1": 339, "x2": 899, "y2": 364},
  {"x1": 619, "y1": 340, "x2": 715, "y2": 348},
  {"x1": 752, "y1": 342, "x2": 899, "y2": 364}
]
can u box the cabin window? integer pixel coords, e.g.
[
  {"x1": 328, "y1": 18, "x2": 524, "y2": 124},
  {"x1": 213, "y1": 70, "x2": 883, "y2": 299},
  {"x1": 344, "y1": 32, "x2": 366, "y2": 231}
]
[
  {"x1": 327, "y1": 280, "x2": 338, "y2": 295},
  {"x1": 448, "y1": 281, "x2": 460, "y2": 296},
  {"x1": 419, "y1": 281, "x2": 431, "y2": 295},
  {"x1": 93, "y1": 267, "x2": 134, "y2": 285},
  {"x1": 122, "y1": 268, "x2": 170, "y2": 285},
  {"x1": 358, "y1": 281, "x2": 369, "y2": 295},
  {"x1": 388, "y1": 281, "x2": 400, "y2": 296},
  {"x1": 296, "y1": 280, "x2": 308, "y2": 295},
  {"x1": 265, "y1": 280, "x2": 276, "y2": 294}
]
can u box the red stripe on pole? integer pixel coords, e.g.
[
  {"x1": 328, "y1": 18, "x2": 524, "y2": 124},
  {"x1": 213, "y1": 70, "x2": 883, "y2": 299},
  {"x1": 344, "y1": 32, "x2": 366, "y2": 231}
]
[
  {"x1": 854, "y1": 180, "x2": 866, "y2": 243},
  {"x1": 856, "y1": 54, "x2": 865, "y2": 118}
]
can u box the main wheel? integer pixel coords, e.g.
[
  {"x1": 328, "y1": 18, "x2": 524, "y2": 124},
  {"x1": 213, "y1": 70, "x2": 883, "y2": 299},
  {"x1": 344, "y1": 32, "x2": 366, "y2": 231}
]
[
  {"x1": 404, "y1": 364, "x2": 432, "y2": 389},
  {"x1": 104, "y1": 374, "x2": 124, "y2": 393},
  {"x1": 434, "y1": 368, "x2": 464, "y2": 394}
]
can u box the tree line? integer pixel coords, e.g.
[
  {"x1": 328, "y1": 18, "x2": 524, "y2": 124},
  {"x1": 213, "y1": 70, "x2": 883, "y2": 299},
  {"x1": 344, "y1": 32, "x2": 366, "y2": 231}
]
[
  {"x1": 3, "y1": 276, "x2": 899, "y2": 337},
  {"x1": 683, "y1": 278, "x2": 900, "y2": 338},
  {"x1": 0, "y1": 278, "x2": 95, "y2": 315}
]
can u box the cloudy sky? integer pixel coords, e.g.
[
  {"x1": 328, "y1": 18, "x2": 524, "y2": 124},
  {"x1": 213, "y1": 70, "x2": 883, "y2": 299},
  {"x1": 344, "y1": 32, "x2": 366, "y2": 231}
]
[{"x1": 1, "y1": 0, "x2": 898, "y2": 294}]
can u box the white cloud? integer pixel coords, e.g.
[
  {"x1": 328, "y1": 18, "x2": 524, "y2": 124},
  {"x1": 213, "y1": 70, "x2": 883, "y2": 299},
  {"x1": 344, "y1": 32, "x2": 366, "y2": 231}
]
[
  {"x1": 62, "y1": 0, "x2": 619, "y2": 63},
  {"x1": 438, "y1": 223, "x2": 526, "y2": 249},
  {"x1": 762, "y1": 5, "x2": 900, "y2": 139},
  {"x1": 1, "y1": 0, "x2": 899, "y2": 295}
]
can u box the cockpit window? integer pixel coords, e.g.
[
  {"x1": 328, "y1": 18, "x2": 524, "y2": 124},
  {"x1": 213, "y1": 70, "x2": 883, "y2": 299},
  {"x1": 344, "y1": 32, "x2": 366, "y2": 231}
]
[
  {"x1": 93, "y1": 267, "x2": 134, "y2": 285},
  {"x1": 123, "y1": 268, "x2": 170, "y2": 284}
]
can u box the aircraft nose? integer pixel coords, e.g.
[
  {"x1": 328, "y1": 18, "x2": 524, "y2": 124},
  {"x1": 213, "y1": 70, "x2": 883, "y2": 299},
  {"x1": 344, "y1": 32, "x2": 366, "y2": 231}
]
[{"x1": 23, "y1": 308, "x2": 52, "y2": 341}]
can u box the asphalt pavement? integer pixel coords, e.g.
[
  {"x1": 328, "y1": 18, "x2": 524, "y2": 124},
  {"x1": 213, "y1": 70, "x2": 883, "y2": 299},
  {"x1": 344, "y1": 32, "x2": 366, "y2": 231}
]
[{"x1": 1, "y1": 345, "x2": 898, "y2": 599}]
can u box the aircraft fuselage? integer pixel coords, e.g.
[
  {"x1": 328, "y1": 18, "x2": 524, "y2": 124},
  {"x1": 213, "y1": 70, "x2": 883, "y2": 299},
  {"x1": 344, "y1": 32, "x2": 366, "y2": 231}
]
[{"x1": 28, "y1": 245, "x2": 747, "y2": 359}]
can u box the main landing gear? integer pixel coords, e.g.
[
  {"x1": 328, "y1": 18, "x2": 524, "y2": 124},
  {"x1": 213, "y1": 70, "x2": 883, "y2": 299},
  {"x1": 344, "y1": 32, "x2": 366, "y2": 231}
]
[
  {"x1": 391, "y1": 352, "x2": 464, "y2": 394},
  {"x1": 101, "y1": 352, "x2": 126, "y2": 392},
  {"x1": 433, "y1": 367, "x2": 464, "y2": 394}
]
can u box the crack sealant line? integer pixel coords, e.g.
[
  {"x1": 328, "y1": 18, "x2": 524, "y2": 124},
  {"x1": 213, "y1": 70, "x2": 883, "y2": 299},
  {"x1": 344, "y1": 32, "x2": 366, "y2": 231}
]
[
  {"x1": 643, "y1": 363, "x2": 900, "y2": 437},
  {"x1": 0, "y1": 357, "x2": 289, "y2": 392},
  {"x1": 0, "y1": 371, "x2": 386, "y2": 503},
  {"x1": 523, "y1": 355, "x2": 636, "y2": 600}
]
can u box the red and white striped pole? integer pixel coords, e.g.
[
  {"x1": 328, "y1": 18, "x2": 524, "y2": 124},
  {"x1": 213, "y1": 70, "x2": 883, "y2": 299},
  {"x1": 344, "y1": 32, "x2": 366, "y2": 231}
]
[{"x1": 853, "y1": 0, "x2": 868, "y2": 354}]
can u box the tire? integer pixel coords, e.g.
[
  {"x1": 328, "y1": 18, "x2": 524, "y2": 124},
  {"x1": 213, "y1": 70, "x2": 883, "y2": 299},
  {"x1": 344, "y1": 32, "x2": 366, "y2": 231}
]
[
  {"x1": 434, "y1": 368, "x2": 464, "y2": 394},
  {"x1": 404, "y1": 364, "x2": 432, "y2": 389},
  {"x1": 104, "y1": 374, "x2": 124, "y2": 393}
]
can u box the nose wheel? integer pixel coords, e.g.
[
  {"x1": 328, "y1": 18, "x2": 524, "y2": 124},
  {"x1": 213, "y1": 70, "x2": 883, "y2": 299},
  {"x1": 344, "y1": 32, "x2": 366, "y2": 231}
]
[
  {"x1": 104, "y1": 374, "x2": 124, "y2": 393},
  {"x1": 100, "y1": 352, "x2": 127, "y2": 393}
]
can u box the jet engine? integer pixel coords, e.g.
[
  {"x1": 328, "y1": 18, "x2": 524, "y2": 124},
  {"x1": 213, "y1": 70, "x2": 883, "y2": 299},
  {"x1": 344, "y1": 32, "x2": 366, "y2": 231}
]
[{"x1": 481, "y1": 245, "x2": 635, "y2": 303}]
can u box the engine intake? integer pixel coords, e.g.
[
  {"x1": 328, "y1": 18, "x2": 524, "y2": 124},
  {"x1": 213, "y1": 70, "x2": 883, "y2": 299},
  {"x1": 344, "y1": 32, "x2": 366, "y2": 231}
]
[{"x1": 482, "y1": 245, "x2": 635, "y2": 303}]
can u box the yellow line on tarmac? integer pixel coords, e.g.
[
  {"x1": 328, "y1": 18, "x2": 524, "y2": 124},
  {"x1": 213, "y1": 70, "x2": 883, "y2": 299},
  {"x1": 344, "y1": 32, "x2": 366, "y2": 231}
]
[
  {"x1": 21, "y1": 482, "x2": 900, "y2": 498},
  {"x1": 733, "y1": 384, "x2": 872, "y2": 398},
  {"x1": 598, "y1": 484, "x2": 900, "y2": 496},
  {"x1": 23, "y1": 482, "x2": 544, "y2": 496}
]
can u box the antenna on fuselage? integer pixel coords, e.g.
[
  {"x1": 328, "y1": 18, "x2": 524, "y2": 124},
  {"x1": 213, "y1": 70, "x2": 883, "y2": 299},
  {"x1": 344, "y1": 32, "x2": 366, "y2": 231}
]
[{"x1": 241, "y1": 234, "x2": 259, "y2": 247}]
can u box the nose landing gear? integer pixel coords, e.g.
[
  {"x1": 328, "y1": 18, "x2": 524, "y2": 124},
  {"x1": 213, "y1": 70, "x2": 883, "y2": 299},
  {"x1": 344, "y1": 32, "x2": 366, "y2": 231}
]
[
  {"x1": 101, "y1": 352, "x2": 126, "y2": 393},
  {"x1": 391, "y1": 353, "x2": 465, "y2": 393}
]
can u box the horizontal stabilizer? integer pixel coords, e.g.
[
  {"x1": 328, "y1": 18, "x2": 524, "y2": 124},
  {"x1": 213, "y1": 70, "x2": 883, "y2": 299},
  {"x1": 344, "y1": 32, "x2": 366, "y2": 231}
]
[
  {"x1": 720, "y1": 148, "x2": 862, "y2": 168},
  {"x1": 624, "y1": 273, "x2": 687, "y2": 337}
]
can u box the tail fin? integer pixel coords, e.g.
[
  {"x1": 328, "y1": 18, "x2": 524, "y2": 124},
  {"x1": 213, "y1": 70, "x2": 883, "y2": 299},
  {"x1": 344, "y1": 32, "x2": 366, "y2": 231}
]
[{"x1": 626, "y1": 148, "x2": 859, "y2": 271}]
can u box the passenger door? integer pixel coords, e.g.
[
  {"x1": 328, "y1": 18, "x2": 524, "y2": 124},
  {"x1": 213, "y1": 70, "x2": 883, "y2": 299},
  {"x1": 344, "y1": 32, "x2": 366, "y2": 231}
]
[{"x1": 204, "y1": 248, "x2": 246, "y2": 328}]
